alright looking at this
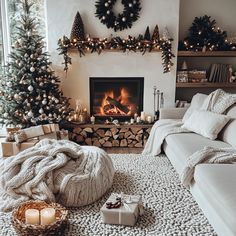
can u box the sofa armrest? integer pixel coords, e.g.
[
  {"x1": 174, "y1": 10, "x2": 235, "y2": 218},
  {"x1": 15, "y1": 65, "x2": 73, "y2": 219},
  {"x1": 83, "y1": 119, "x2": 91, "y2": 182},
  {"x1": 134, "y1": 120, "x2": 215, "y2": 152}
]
[{"x1": 159, "y1": 107, "x2": 188, "y2": 120}]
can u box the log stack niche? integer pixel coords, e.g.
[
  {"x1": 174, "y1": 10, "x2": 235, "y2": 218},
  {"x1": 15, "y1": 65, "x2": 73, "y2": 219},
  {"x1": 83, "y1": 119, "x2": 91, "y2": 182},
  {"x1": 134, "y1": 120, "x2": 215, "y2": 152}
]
[{"x1": 63, "y1": 123, "x2": 153, "y2": 148}]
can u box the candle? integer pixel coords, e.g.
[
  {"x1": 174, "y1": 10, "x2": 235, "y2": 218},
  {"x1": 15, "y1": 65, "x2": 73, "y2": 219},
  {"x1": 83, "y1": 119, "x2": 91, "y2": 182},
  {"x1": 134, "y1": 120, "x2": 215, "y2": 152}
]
[
  {"x1": 134, "y1": 113, "x2": 138, "y2": 121},
  {"x1": 136, "y1": 116, "x2": 141, "y2": 123},
  {"x1": 25, "y1": 209, "x2": 40, "y2": 225},
  {"x1": 40, "y1": 207, "x2": 56, "y2": 225},
  {"x1": 130, "y1": 118, "x2": 134, "y2": 124},
  {"x1": 90, "y1": 115, "x2": 95, "y2": 124},
  {"x1": 140, "y1": 111, "x2": 145, "y2": 121},
  {"x1": 147, "y1": 116, "x2": 152, "y2": 123}
]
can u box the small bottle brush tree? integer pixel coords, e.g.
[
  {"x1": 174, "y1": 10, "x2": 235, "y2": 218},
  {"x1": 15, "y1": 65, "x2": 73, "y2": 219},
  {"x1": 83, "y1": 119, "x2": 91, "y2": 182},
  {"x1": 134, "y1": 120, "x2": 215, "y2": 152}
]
[{"x1": 0, "y1": 0, "x2": 72, "y2": 127}]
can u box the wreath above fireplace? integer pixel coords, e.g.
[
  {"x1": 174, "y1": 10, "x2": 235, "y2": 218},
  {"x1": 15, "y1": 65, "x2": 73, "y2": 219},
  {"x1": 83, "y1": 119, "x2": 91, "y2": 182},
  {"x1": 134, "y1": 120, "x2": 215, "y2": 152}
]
[{"x1": 95, "y1": 0, "x2": 141, "y2": 31}]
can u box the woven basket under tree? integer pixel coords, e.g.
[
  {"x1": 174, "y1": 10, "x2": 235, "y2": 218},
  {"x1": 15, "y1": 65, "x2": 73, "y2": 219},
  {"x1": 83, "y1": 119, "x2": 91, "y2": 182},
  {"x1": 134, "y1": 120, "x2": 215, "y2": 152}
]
[{"x1": 12, "y1": 200, "x2": 68, "y2": 236}]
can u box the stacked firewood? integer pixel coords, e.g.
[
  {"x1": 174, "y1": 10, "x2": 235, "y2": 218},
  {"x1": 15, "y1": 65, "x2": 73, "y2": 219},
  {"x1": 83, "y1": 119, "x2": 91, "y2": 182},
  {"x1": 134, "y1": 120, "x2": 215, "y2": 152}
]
[{"x1": 70, "y1": 125, "x2": 152, "y2": 148}]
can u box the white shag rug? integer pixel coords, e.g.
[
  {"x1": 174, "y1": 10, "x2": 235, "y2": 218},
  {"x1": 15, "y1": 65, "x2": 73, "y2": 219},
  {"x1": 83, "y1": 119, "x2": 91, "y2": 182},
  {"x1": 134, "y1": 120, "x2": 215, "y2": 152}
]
[{"x1": 0, "y1": 154, "x2": 216, "y2": 236}]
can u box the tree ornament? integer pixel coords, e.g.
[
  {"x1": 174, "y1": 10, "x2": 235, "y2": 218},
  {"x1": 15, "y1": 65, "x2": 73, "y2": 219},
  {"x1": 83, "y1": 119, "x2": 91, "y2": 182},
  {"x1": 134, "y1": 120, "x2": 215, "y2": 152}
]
[
  {"x1": 14, "y1": 94, "x2": 20, "y2": 100},
  {"x1": 28, "y1": 85, "x2": 34, "y2": 92},
  {"x1": 152, "y1": 25, "x2": 160, "y2": 41},
  {"x1": 144, "y1": 26, "x2": 151, "y2": 40},
  {"x1": 51, "y1": 79, "x2": 56, "y2": 83},
  {"x1": 30, "y1": 66, "x2": 35, "y2": 72},
  {"x1": 27, "y1": 111, "x2": 33, "y2": 117},
  {"x1": 30, "y1": 54, "x2": 34, "y2": 59},
  {"x1": 42, "y1": 99, "x2": 47, "y2": 105},
  {"x1": 39, "y1": 82, "x2": 44, "y2": 87},
  {"x1": 70, "y1": 11, "x2": 85, "y2": 41},
  {"x1": 7, "y1": 82, "x2": 12, "y2": 87},
  {"x1": 95, "y1": 0, "x2": 141, "y2": 31},
  {"x1": 39, "y1": 108, "x2": 44, "y2": 114},
  {"x1": 3, "y1": 113, "x2": 8, "y2": 118}
]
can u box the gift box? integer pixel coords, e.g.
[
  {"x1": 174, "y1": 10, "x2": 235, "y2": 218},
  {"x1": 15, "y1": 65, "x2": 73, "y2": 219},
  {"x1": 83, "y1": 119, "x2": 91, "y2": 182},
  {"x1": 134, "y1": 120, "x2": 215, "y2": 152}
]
[
  {"x1": 1, "y1": 139, "x2": 39, "y2": 157},
  {"x1": 38, "y1": 130, "x2": 69, "y2": 141},
  {"x1": 100, "y1": 193, "x2": 143, "y2": 226}
]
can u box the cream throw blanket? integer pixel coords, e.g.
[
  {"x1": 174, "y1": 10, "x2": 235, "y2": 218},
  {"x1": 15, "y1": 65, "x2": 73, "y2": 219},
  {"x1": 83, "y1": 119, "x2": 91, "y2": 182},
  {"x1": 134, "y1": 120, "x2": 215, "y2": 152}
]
[
  {"x1": 0, "y1": 139, "x2": 115, "y2": 212},
  {"x1": 143, "y1": 89, "x2": 236, "y2": 186}
]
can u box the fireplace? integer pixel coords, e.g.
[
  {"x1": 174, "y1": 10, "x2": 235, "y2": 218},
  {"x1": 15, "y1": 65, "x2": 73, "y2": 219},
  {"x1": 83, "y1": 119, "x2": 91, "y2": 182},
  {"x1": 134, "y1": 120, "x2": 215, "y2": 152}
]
[{"x1": 90, "y1": 77, "x2": 144, "y2": 120}]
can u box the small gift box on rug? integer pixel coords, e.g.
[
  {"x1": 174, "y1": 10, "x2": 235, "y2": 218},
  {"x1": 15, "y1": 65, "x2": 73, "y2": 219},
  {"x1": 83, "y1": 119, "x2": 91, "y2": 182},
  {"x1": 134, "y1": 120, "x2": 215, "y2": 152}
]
[{"x1": 100, "y1": 193, "x2": 143, "y2": 226}]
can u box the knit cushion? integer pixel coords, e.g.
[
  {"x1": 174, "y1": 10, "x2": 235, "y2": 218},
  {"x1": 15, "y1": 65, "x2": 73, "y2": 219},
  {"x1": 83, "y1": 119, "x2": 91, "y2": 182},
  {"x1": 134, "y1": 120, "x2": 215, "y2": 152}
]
[{"x1": 0, "y1": 139, "x2": 115, "y2": 211}]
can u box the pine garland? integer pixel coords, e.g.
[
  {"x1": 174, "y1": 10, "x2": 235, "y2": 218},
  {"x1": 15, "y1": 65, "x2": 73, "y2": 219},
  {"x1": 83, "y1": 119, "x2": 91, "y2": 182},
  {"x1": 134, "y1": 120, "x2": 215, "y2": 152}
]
[
  {"x1": 58, "y1": 33, "x2": 175, "y2": 74},
  {"x1": 179, "y1": 15, "x2": 230, "y2": 51}
]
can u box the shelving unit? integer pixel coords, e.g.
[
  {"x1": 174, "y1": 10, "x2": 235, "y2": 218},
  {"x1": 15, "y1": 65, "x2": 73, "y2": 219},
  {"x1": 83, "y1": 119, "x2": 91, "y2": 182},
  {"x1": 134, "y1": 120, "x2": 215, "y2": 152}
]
[
  {"x1": 176, "y1": 82, "x2": 236, "y2": 88},
  {"x1": 176, "y1": 50, "x2": 236, "y2": 102},
  {"x1": 178, "y1": 51, "x2": 236, "y2": 57}
]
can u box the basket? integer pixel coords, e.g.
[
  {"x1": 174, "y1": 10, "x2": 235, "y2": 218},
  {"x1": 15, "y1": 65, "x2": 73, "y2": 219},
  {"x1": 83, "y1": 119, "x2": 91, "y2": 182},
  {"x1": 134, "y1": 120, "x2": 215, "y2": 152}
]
[{"x1": 12, "y1": 200, "x2": 68, "y2": 236}]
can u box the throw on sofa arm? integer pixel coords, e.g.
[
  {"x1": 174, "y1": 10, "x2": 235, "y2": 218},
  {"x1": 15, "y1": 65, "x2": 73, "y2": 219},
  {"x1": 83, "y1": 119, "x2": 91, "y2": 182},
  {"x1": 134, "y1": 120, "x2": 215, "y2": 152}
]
[{"x1": 159, "y1": 107, "x2": 188, "y2": 120}]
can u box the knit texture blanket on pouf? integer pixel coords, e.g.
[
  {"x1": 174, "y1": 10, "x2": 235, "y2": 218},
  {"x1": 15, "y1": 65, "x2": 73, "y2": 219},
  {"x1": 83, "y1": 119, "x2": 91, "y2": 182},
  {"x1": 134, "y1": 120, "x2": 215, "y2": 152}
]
[{"x1": 0, "y1": 139, "x2": 115, "y2": 212}]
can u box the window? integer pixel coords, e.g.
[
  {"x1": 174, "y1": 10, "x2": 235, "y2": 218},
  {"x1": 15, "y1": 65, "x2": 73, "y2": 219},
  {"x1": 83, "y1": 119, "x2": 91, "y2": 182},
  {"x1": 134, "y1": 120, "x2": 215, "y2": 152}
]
[{"x1": 0, "y1": 0, "x2": 46, "y2": 70}]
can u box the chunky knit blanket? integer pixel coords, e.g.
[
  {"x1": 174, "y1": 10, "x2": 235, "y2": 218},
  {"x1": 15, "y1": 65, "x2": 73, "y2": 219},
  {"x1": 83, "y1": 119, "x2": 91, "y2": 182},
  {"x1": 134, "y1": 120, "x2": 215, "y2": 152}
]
[
  {"x1": 0, "y1": 139, "x2": 115, "y2": 212},
  {"x1": 181, "y1": 147, "x2": 236, "y2": 187}
]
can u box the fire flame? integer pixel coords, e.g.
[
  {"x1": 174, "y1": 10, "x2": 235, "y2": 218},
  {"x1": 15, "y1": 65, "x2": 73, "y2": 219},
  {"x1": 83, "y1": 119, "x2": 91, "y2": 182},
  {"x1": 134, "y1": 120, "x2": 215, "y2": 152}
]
[{"x1": 99, "y1": 88, "x2": 135, "y2": 116}]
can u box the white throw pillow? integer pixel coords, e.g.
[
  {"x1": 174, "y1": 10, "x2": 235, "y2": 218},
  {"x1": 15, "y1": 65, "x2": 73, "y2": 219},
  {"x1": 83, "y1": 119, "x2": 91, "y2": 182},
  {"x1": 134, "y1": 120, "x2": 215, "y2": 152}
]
[
  {"x1": 182, "y1": 93, "x2": 208, "y2": 122},
  {"x1": 182, "y1": 110, "x2": 231, "y2": 140}
]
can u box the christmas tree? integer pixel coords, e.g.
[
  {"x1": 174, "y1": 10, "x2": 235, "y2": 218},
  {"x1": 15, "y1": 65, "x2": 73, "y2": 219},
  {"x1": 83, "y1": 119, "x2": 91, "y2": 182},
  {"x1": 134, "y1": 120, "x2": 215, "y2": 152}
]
[{"x1": 0, "y1": 0, "x2": 72, "y2": 127}]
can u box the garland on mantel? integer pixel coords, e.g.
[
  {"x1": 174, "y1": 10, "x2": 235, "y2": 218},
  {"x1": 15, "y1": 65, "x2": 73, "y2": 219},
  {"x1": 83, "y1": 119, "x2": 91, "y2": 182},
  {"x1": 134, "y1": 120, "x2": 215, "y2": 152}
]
[{"x1": 57, "y1": 34, "x2": 175, "y2": 73}]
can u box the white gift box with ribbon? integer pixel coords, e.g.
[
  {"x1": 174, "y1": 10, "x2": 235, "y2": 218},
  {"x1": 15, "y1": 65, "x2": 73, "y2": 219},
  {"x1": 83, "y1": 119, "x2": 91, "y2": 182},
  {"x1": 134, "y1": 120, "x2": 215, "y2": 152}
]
[{"x1": 100, "y1": 193, "x2": 144, "y2": 226}]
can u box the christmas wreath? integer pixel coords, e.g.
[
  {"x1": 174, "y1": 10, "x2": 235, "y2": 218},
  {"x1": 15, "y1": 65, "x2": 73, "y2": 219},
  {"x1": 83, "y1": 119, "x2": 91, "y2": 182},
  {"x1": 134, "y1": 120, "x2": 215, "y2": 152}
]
[{"x1": 95, "y1": 0, "x2": 141, "y2": 31}]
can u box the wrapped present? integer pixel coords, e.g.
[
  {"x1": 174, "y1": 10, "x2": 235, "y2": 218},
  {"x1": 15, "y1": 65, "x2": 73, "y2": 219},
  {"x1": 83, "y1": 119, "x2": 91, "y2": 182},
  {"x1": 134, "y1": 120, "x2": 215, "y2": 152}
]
[
  {"x1": 1, "y1": 139, "x2": 39, "y2": 157},
  {"x1": 100, "y1": 193, "x2": 143, "y2": 226},
  {"x1": 57, "y1": 129, "x2": 69, "y2": 140},
  {"x1": 38, "y1": 130, "x2": 69, "y2": 141}
]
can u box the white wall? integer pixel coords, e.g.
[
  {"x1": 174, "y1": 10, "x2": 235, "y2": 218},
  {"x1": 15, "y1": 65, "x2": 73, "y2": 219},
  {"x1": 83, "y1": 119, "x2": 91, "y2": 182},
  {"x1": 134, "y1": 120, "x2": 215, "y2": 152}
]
[
  {"x1": 179, "y1": 0, "x2": 236, "y2": 40},
  {"x1": 46, "y1": 0, "x2": 179, "y2": 115}
]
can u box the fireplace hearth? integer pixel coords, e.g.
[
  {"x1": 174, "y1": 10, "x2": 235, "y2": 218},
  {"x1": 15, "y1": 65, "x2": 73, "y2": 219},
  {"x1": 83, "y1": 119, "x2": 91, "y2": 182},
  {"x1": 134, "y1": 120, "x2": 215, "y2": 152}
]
[{"x1": 90, "y1": 77, "x2": 144, "y2": 120}]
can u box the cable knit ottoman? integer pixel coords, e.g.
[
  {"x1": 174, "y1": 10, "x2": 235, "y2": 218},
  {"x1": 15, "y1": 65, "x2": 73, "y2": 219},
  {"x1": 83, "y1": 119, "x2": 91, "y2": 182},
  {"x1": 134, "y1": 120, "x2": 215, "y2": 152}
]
[{"x1": 0, "y1": 139, "x2": 115, "y2": 211}]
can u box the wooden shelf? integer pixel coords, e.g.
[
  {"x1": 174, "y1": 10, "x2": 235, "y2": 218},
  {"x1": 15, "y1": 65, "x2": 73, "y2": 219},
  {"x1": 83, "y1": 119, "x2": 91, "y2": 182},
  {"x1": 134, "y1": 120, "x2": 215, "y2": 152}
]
[
  {"x1": 176, "y1": 82, "x2": 236, "y2": 88},
  {"x1": 178, "y1": 51, "x2": 236, "y2": 57}
]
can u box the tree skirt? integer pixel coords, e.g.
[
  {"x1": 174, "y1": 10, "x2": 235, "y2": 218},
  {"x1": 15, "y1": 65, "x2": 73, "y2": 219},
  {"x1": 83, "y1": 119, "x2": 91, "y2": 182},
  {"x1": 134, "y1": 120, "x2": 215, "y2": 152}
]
[{"x1": 0, "y1": 154, "x2": 216, "y2": 236}]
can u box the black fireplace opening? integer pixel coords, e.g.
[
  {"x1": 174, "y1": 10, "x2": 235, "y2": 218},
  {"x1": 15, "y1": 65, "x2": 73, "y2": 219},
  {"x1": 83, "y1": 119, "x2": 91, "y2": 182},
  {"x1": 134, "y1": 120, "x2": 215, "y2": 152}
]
[{"x1": 90, "y1": 77, "x2": 144, "y2": 120}]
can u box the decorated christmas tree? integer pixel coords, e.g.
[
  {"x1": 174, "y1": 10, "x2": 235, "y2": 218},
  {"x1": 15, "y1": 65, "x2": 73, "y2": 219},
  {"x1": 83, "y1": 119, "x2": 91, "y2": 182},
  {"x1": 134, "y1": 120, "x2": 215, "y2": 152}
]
[{"x1": 0, "y1": 0, "x2": 72, "y2": 127}]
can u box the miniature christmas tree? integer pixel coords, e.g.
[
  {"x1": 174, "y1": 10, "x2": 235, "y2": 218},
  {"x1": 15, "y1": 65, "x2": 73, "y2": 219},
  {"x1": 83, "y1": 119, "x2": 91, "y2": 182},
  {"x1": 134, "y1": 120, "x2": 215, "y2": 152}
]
[
  {"x1": 70, "y1": 11, "x2": 85, "y2": 41},
  {"x1": 152, "y1": 25, "x2": 160, "y2": 41},
  {"x1": 0, "y1": 0, "x2": 72, "y2": 127},
  {"x1": 144, "y1": 26, "x2": 151, "y2": 41}
]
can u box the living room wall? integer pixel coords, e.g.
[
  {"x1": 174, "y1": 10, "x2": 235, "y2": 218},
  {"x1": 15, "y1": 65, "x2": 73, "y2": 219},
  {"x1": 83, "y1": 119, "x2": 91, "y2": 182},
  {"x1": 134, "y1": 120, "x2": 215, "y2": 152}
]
[
  {"x1": 179, "y1": 0, "x2": 236, "y2": 40},
  {"x1": 46, "y1": 0, "x2": 179, "y2": 115}
]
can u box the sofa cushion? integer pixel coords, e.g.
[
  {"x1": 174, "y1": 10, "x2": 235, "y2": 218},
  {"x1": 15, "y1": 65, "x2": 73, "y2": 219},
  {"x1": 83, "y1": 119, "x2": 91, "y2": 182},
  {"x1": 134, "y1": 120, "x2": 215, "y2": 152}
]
[
  {"x1": 165, "y1": 133, "x2": 230, "y2": 173},
  {"x1": 220, "y1": 104, "x2": 236, "y2": 146},
  {"x1": 193, "y1": 164, "x2": 236, "y2": 235},
  {"x1": 182, "y1": 93, "x2": 208, "y2": 122},
  {"x1": 182, "y1": 110, "x2": 230, "y2": 140}
]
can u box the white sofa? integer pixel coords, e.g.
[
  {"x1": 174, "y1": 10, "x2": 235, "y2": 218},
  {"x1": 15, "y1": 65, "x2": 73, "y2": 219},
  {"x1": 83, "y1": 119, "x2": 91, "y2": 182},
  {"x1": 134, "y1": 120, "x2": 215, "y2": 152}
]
[{"x1": 160, "y1": 97, "x2": 236, "y2": 236}]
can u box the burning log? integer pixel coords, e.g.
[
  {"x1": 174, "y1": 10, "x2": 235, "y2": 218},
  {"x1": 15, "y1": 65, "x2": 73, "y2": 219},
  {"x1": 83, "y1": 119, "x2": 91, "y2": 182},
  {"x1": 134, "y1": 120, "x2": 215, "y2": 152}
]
[{"x1": 106, "y1": 96, "x2": 130, "y2": 114}]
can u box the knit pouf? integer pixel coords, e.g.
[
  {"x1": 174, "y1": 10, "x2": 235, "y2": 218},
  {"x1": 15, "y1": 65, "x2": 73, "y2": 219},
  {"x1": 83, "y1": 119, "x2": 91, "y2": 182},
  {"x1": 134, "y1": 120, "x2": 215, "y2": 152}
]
[
  {"x1": 54, "y1": 145, "x2": 115, "y2": 207},
  {"x1": 0, "y1": 139, "x2": 115, "y2": 211}
]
